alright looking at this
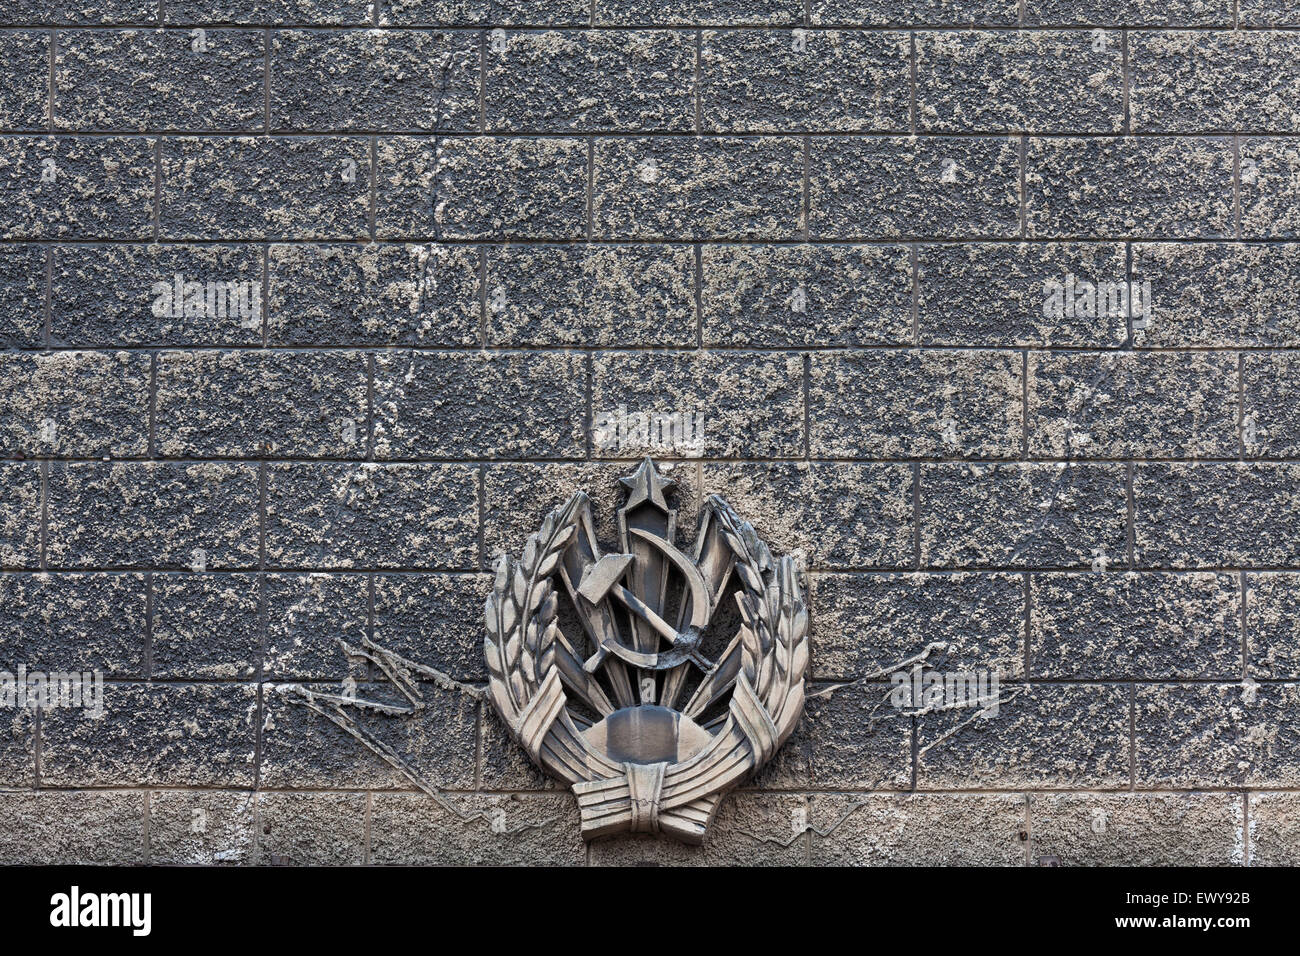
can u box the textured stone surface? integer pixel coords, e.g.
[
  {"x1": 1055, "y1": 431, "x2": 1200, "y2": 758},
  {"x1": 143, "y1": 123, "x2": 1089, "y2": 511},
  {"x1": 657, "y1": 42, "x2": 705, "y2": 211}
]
[
  {"x1": 269, "y1": 243, "x2": 480, "y2": 347},
  {"x1": 373, "y1": 573, "x2": 489, "y2": 681},
  {"x1": 810, "y1": 350, "x2": 1023, "y2": 458},
  {"x1": 0, "y1": 791, "x2": 144, "y2": 864},
  {"x1": 264, "y1": 572, "x2": 368, "y2": 680},
  {"x1": 921, "y1": 463, "x2": 1127, "y2": 568},
  {"x1": 265, "y1": 463, "x2": 478, "y2": 569},
  {"x1": 0, "y1": 245, "x2": 45, "y2": 347},
  {"x1": 918, "y1": 242, "x2": 1128, "y2": 346},
  {"x1": 0, "y1": 136, "x2": 155, "y2": 239},
  {"x1": 805, "y1": 682, "x2": 913, "y2": 788},
  {"x1": 1131, "y1": 32, "x2": 1300, "y2": 133},
  {"x1": 149, "y1": 790, "x2": 255, "y2": 865},
  {"x1": 1241, "y1": 139, "x2": 1300, "y2": 238},
  {"x1": 160, "y1": 137, "x2": 372, "y2": 240},
  {"x1": 0, "y1": 351, "x2": 150, "y2": 457},
  {"x1": 0, "y1": 32, "x2": 49, "y2": 129},
  {"x1": 1027, "y1": 352, "x2": 1238, "y2": 458},
  {"x1": 52, "y1": 244, "x2": 265, "y2": 347},
  {"x1": 373, "y1": 351, "x2": 586, "y2": 458},
  {"x1": 272, "y1": 29, "x2": 479, "y2": 132},
  {"x1": 700, "y1": 30, "x2": 909, "y2": 132},
  {"x1": 256, "y1": 791, "x2": 366, "y2": 865},
  {"x1": 1030, "y1": 572, "x2": 1241, "y2": 679},
  {"x1": 1136, "y1": 682, "x2": 1300, "y2": 787},
  {"x1": 41, "y1": 682, "x2": 258, "y2": 787},
  {"x1": 702, "y1": 243, "x2": 912, "y2": 347},
  {"x1": 1245, "y1": 573, "x2": 1300, "y2": 679},
  {"x1": 1134, "y1": 464, "x2": 1300, "y2": 567},
  {"x1": 1029, "y1": 793, "x2": 1244, "y2": 866},
  {"x1": 811, "y1": 572, "x2": 1025, "y2": 680},
  {"x1": 810, "y1": 793, "x2": 1027, "y2": 865},
  {"x1": 156, "y1": 350, "x2": 369, "y2": 458},
  {"x1": 1249, "y1": 792, "x2": 1300, "y2": 865},
  {"x1": 916, "y1": 31, "x2": 1123, "y2": 132},
  {"x1": 151, "y1": 573, "x2": 261, "y2": 680},
  {"x1": 384, "y1": 0, "x2": 590, "y2": 24},
  {"x1": 0, "y1": 572, "x2": 146, "y2": 676},
  {"x1": 1025, "y1": 137, "x2": 1235, "y2": 238},
  {"x1": 55, "y1": 29, "x2": 264, "y2": 130},
  {"x1": 1025, "y1": 0, "x2": 1233, "y2": 24},
  {"x1": 487, "y1": 30, "x2": 694, "y2": 132},
  {"x1": 487, "y1": 244, "x2": 695, "y2": 347},
  {"x1": 0, "y1": 464, "x2": 41, "y2": 568},
  {"x1": 811, "y1": 136, "x2": 1021, "y2": 238},
  {"x1": 595, "y1": 136, "x2": 804, "y2": 239}
]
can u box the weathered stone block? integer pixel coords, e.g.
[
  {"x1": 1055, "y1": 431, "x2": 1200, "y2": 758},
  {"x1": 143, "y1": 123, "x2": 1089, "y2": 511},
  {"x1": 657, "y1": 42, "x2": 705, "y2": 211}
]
[
  {"x1": 0, "y1": 572, "x2": 146, "y2": 677},
  {"x1": 149, "y1": 790, "x2": 255, "y2": 865},
  {"x1": 151, "y1": 572, "x2": 260, "y2": 680}
]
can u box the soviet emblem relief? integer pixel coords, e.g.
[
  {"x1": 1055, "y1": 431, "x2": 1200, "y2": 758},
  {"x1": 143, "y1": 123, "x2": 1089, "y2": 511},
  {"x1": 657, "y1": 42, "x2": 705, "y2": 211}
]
[{"x1": 484, "y1": 459, "x2": 810, "y2": 844}]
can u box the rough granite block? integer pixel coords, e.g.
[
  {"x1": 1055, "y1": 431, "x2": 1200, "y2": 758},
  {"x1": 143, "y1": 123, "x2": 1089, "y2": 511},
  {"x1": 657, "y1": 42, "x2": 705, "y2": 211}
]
[
  {"x1": 0, "y1": 463, "x2": 41, "y2": 568},
  {"x1": 373, "y1": 573, "x2": 490, "y2": 682},
  {"x1": 259, "y1": 682, "x2": 478, "y2": 790},
  {"x1": 594, "y1": 136, "x2": 804, "y2": 240},
  {"x1": 256, "y1": 791, "x2": 366, "y2": 865},
  {"x1": 52, "y1": 244, "x2": 264, "y2": 347},
  {"x1": 0, "y1": 245, "x2": 45, "y2": 347},
  {"x1": 591, "y1": 350, "x2": 804, "y2": 458},
  {"x1": 921, "y1": 463, "x2": 1127, "y2": 569},
  {"x1": 55, "y1": 29, "x2": 264, "y2": 130},
  {"x1": 383, "y1": 0, "x2": 591, "y2": 24},
  {"x1": 168, "y1": 1, "x2": 372, "y2": 22},
  {"x1": 272, "y1": 29, "x2": 479, "y2": 132},
  {"x1": 149, "y1": 790, "x2": 255, "y2": 865},
  {"x1": 1136, "y1": 682, "x2": 1300, "y2": 787},
  {"x1": 1026, "y1": 351, "x2": 1239, "y2": 459},
  {"x1": 1249, "y1": 792, "x2": 1300, "y2": 865},
  {"x1": 0, "y1": 351, "x2": 150, "y2": 457},
  {"x1": 916, "y1": 31, "x2": 1124, "y2": 133},
  {"x1": 371, "y1": 793, "x2": 585, "y2": 865},
  {"x1": 1244, "y1": 352, "x2": 1300, "y2": 457},
  {"x1": 264, "y1": 463, "x2": 479, "y2": 569},
  {"x1": 487, "y1": 30, "x2": 694, "y2": 132},
  {"x1": 268, "y1": 243, "x2": 480, "y2": 347},
  {"x1": 598, "y1": 0, "x2": 802, "y2": 24},
  {"x1": 0, "y1": 136, "x2": 155, "y2": 239},
  {"x1": 0, "y1": 710, "x2": 36, "y2": 787},
  {"x1": 1245, "y1": 573, "x2": 1300, "y2": 679},
  {"x1": 0, "y1": 32, "x2": 49, "y2": 129},
  {"x1": 373, "y1": 351, "x2": 587, "y2": 459},
  {"x1": 1241, "y1": 139, "x2": 1300, "y2": 238},
  {"x1": 1029, "y1": 793, "x2": 1243, "y2": 866},
  {"x1": 1131, "y1": 243, "x2": 1300, "y2": 347},
  {"x1": 700, "y1": 29, "x2": 910, "y2": 132},
  {"x1": 812, "y1": 0, "x2": 1020, "y2": 23},
  {"x1": 702, "y1": 244, "x2": 912, "y2": 347},
  {"x1": 1131, "y1": 32, "x2": 1300, "y2": 133},
  {"x1": 917, "y1": 683, "x2": 1130, "y2": 788},
  {"x1": 1134, "y1": 463, "x2": 1300, "y2": 568},
  {"x1": 704, "y1": 461, "x2": 915, "y2": 568},
  {"x1": 810, "y1": 137, "x2": 1021, "y2": 238},
  {"x1": 1025, "y1": 0, "x2": 1234, "y2": 23},
  {"x1": 486, "y1": 244, "x2": 696, "y2": 347},
  {"x1": 151, "y1": 572, "x2": 261, "y2": 680},
  {"x1": 811, "y1": 571, "x2": 1025, "y2": 681},
  {"x1": 1239, "y1": 0, "x2": 1300, "y2": 25},
  {"x1": 804, "y1": 682, "x2": 914, "y2": 789},
  {"x1": 41, "y1": 682, "x2": 258, "y2": 787},
  {"x1": 45, "y1": 462, "x2": 260, "y2": 570},
  {"x1": 810, "y1": 793, "x2": 1027, "y2": 865},
  {"x1": 0, "y1": 791, "x2": 144, "y2": 865},
  {"x1": 1, "y1": 1, "x2": 157, "y2": 23},
  {"x1": 1029, "y1": 572, "x2": 1241, "y2": 680},
  {"x1": 379, "y1": 136, "x2": 587, "y2": 240},
  {"x1": 160, "y1": 137, "x2": 371, "y2": 240},
  {"x1": 155, "y1": 350, "x2": 369, "y2": 458},
  {"x1": 0, "y1": 572, "x2": 146, "y2": 677},
  {"x1": 918, "y1": 242, "x2": 1128, "y2": 346},
  {"x1": 810, "y1": 350, "x2": 1023, "y2": 459},
  {"x1": 264, "y1": 572, "x2": 369, "y2": 681},
  {"x1": 1025, "y1": 137, "x2": 1235, "y2": 238}
]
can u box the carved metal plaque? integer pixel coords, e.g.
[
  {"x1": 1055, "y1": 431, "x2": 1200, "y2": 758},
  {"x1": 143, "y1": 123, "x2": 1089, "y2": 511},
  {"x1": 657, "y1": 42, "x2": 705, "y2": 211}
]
[{"x1": 484, "y1": 459, "x2": 809, "y2": 844}]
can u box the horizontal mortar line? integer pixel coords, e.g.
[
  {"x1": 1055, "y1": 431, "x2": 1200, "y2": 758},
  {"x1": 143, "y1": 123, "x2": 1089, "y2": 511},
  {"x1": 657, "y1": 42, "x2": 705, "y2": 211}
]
[
  {"x1": 5, "y1": 565, "x2": 1299, "y2": 574},
  {"x1": 12, "y1": 454, "x2": 1300, "y2": 465},
  {"x1": 12, "y1": 344, "x2": 1300, "y2": 354},
  {"x1": 9, "y1": 236, "x2": 1300, "y2": 245}
]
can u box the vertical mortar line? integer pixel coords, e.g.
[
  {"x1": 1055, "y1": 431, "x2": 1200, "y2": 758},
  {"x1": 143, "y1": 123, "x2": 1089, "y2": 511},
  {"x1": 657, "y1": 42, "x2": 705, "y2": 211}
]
[
  {"x1": 478, "y1": 30, "x2": 486, "y2": 134},
  {"x1": 1023, "y1": 795, "x2": 1032, "y2": 866},
  {"x1": 261, "y1": 245, "x2": 270, "y2": 348},
  {"x1": 1237, "y1": 351, "x2": 1245, "y2": 459},
  {"x1": 365, "y1": 353, "x2": 375, "y2": 459},
  {"x1": 1022, "y1": 571, "x2": 1031, "y2": 681},
  {"x1": 144, "y1": 572, "x2": 154, "y2": 679},
  {"x1": 1020, "y1": 349, "x2": 1028, "y2": 457},
  {"x1": 1242, "y1": 792, "x2": 1251, "y2": 866},
  {"x1": 33, "y1": 705, "x2": 42, "y2": 788},
  {"x1": 909, "y1": 242, "x2": 919, "y2": 345},
  {"x1": 263, "y1": 28, "x2": 271, "y2": 133},
  {"x1": 694, "y1": 243, "x2": 703, "y2": 349},
  {"x1": 1018, "y1": 134, "x2": 1027, "y2": 238},
  {"x1": 694, "y1": 30, "x2": 702, "y2": 134},
  {"x1": 585, "y1": 352, "x2": 594, "y2": 459},
  {"x1": 1124, "y1": 241, "x2": 1133, "y2": 345},
  {"x1": 364, "y1": 791, "x2": 373, "y2": 864},
  {"x1": 478, "y1": 246, "x2": 488, "y2": 346},
  {"x1": 586, "y1": 137, "x2": 595, "y2": 242},
  {"x1": 256, "y1": 461, "x2": 267, "y2": 794},
  {"x1": 591, "y1": 0, "x2": 596, "y2": 27},
  {"x1": 1125, "y1": 462, "x2": 1135, "y2": 567},
  {"x1": 38, "y1": 461, "x2": 48, "y2": 571},
  {"x1": 802, "y1": 138, "x2": 811, "y2": 241},
  {"x1": 1232, "y1": 135, "x2": 1242, "y2": 239},
  {"x1": 47, "y1": 29, "x2": 55, "y2": 131},
  {"x1": 1120, "y1": 30, "x2": 1130, "y2": 134},
  {"x1": 911, "y1": 462, "x2": 921, "y2": 569},
  {"x1": 153, "y1": 139, "x2": 162, "y2": 242},
  {"x1": 908, "y1": 32, "x2": 917, "y2": 135},
  {"x1": 366, "y1": 572, "x2": 376, "y2": 682},
  {"x1": 476, "y1": 464, "x2": 486, "y2": 571},
  {"x1": 148, "y1": 354, "x2": 158, "y2": 458}
]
